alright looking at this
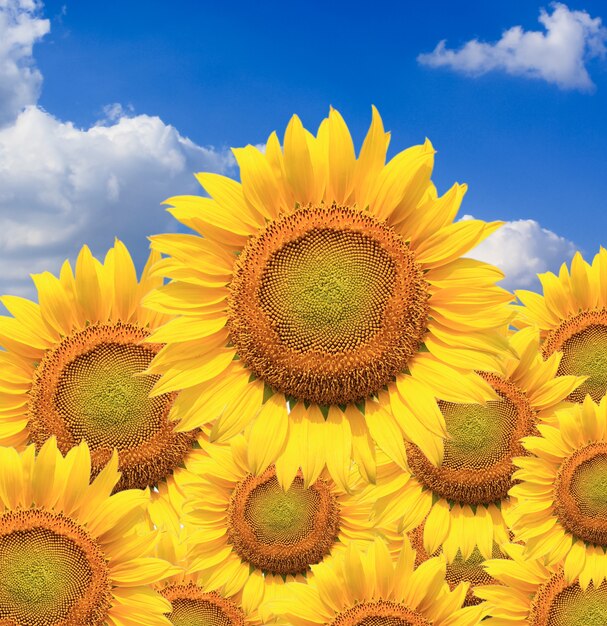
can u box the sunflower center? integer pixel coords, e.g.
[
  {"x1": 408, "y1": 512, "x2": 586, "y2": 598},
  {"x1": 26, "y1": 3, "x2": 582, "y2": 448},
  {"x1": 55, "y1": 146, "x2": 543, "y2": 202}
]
[
  {"x1": 406, "y1": 373, "x2": 535, "y2": 504},
  {"x1": 28, "y1": 322, "x2": 197, "y2": 491},
  {"x1": 161, "y1": 584, "x2": 245, "y2": 626},
  {"x1": 529, "y1": 572, "x2": 607, "y2": 625},
  {"x1": 330, "y1": 600, "x2": 431, "y2": 626},
  {"x1": 554, "y1": 442, "x2": 607, "y2": 545},
  {"x1": 226, "y1": 466, "x2": 340, "y2": 575},
  {"x1": 0, "y1": 509, "x2": 111, "y2": 625},
  {"x1": 543, "y1": 309, "x2": 607, "y2": 403},
  {"x1": 228, "y1": 204, "x2": 428, "y2": 405},
  {"x1": 261, "y1": 228, "x2": 395, "y2": 353}
]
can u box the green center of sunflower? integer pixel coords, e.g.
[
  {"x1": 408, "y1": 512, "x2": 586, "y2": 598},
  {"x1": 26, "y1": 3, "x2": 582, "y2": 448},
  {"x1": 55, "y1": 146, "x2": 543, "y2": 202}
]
[
  {"x1": 530, "y1": 573, "x2": 607, "y2": 626},
  {"x1": 228, "y1": 204, "x2": 429, "y2": 405},
  {"x1": 570, "y1": 455, "x2": 607, "y2": 517},
  {"x1": 444, "y1": 404, "x2": 513, "y2": 466},
  {"x1": 249, "y1": 487, "x2": 308, "y2": 537},
  {"x1": 226, "y1": 467, "x2": 340, "y2": 575},
  {"x1": 331, "y1": 600, "x2": 431, "y2": 626},
  {"x1": 554, "y1": 442, "x2": 607, "y2": 545},
  {"x1": 28, "y1": 322, "x2": 196, "y2": 491},
  {"x1": 161, "y1": 584, "x2": 245, "y2": 626},
  {"x1": 0, "y1": 510, "x2": 110, "y2": 626},
  {"x1": 543, "y1": 310, "x2": 607, "y2": 403},
  {"x1": 261, "y1": 228, "x2": 396, "y2": 352},
  {"x1": 57, "y1": 342, "x2": 161, "y2": 444},
  {"x1": 406, "y1": 373, "x2": 535, "y2": 504}
]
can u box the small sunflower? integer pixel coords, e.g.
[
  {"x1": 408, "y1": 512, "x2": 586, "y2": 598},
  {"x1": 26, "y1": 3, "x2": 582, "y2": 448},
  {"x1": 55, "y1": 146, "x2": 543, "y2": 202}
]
[
  {"x1": 153, "y1": 527, "x2": 265, "y2": 626},
  {"x1": 0, "y1": 241, "x2": 199, "y2": 491},
  {"x1": 177, "y1": 435, "x2": 383, "y2": 598},
  {"x1": 509, "y1": 395, "x2": 607, "y2": 586},
  {"x1": 407, "y1": 517, "x2": 510, "y2": 607},
  {"x1": 261, "y1": 537, "x2": 487, "y2": 626},
  {"x1": 516, "y1": 248, "x2": 607, "y2": 403},
  {"x1": 373, "y1": 328, "x2": 583, "y2": 559},
  {"x1": 0, "y1": 438, "x2": 177, "y2": 625},
  {"x1": 144, "y1": 107, "x2": 512, "y2": 487},
  {"x1": 477, "y1": 543, "x2": 607, "y2": 625}
]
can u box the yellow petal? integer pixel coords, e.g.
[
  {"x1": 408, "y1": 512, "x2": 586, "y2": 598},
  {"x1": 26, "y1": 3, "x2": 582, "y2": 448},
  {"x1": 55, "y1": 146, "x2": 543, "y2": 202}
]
[
  {"x1": 0, "y1": 446, "x2": 24, "y2": 508},
  {"x1": 370, "y1": 141, "x2": 434, "y2": 223},
  {"x1": 111, "y1": 239, "x2": 139, "y2": 321},
  {"x1": 395, "y1": 375, "x2": 447, "y2": 439},
  {"x1": 147, "y1": 315, "x2": 227, "y2": 344},
  {"x1": 247, "y1": 394, "x2": 289, "y2": 475},
  {"x1": 0, "y1": 296, "x2": 58, "y2": 344},
  {"x1": 410, "y1": 353, "x2": 497, "y2": 403},
  {"x1": 354, "y1": 106, "x2": 388, "y2": 209},
  {"x1": 284, "y1": 114, "x2": 315, "y2": 205},
  {"x1": 195, "y1": 172, "x2": 261, "y2": 228},
  {"x1": 325, "y1": 407, "x2": 353, "y2": 492},
  {"x1": 300, "y1": 404, "x2": 326, "y2": 487},
  {"x1": 75, "y1": 245, "x2": 105, "y2": 323},
  {"x1": 233, "y1": 145, "x2": 283, "y2": 220},
  {"x1": 345, "y1": 405, "x2": 376, "y2": 484},
  {"x1": 165, "y1": 195, "x2": 253, "y2": 238},
  {"x1": 275, "y1": 413, "x2": 303, "y2": 490},
  {"x1": 149, "y1": 347, "x2": 235, "y2": 396},
  {"x1": 424, "y1": 500, "x2": 451, "y2": 555},
  {"x1": 327, "y1": 108, "x2": 356, "y2": 204},
  {"x1": 564, "y1": 540, "x2": 587, "y2": 583},
  {"x1": 110, "y1": 558, "x2": 181, "y2": 586},
  {"x1": 415, "y1": 220, "x2": 503, "y2": 268},
  {"x1": 364, "y1": 401, "x2": 408, "y2": 470},
  {"x1": 389, "y1": 388, "x2": 443, "y2": 466}
]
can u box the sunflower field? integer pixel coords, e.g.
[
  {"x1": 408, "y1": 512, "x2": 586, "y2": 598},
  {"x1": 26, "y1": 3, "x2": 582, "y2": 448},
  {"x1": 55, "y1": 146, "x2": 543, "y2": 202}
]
[{"x1": 0, "y1": 108, "x2": 606, "y2": 625}]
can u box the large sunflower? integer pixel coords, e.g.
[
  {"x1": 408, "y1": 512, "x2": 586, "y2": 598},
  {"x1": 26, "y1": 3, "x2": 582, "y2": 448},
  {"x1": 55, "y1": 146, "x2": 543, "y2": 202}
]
[
  {"x1": 373, "y1": 328, "x2": 583, "y2": 559},
  {"x1": 145, "y1": 107, "x2": 512, "y2": 487},
  {"x1": 0, "y1": 438, "x2": 177, "y2": 625},
  {"x1": 0, "y1": 241, "x2": 199, "y2": 491},
  {"x1": 476, "y1": 543, "x2": 607, "y2": 625},
  {"x1": 509, "y1": 395, "x2": 607, "y2": 586},
  {"x1": 177, "y1": 435, "x2": 384, "y2": 598},
  {"x1": 261, "y1": 537, "x2": 487, "y2": 626},
  {"x1": 516, "y1": 248, "x2": 607, "y2": 403}
]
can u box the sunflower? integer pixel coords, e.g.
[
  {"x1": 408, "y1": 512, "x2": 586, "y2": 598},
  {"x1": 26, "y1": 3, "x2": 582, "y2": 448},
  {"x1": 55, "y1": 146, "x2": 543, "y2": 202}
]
[
  {"x1": 176, "y1": 434, "x2": 384, "y2": 598},
  {"x1": 0, "y1": 438, "x2": 177, "y2": 625},
  {"x1": 476, "y1": 543, "x2": 607, "y2": 625},
  {"x1": 261, "y1": 537, "x2": 487, "y2": 626},
  {"x1": 152, "y1": 526, "x2": 265, "y2": 626},
  {"x1": 144, "y1": 107, "x2": 512, "y2": 487},
  {"x1": 373, "y1": 328, "x2": 584, "y2": 559},
  {"x1": 509, "y1": 395, "x2": 607, "y2": 586},
  {"x1": 0, "y1": 241, "x2": 200, "y2": 491},
  {"x1": 516, "y1": 248, "x2": 607, "y2": 403}
]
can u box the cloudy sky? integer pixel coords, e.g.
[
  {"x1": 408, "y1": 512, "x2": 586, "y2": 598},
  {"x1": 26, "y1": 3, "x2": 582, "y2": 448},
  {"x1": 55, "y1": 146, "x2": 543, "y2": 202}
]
[{"x1": 1, "y1": 0, "x2": 606, "y2": 298}]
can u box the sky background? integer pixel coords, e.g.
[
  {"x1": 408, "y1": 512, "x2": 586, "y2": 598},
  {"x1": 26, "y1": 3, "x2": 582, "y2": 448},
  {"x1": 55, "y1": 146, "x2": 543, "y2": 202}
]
[{"x1": 1, "y1": 0, "x2": 606, "y2": 298}]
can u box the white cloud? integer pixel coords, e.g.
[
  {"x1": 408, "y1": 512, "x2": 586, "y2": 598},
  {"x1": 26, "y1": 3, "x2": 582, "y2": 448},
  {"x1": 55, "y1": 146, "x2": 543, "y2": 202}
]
[
  {"x1": 0, "y1": 1, "x2": 234, "y2": 298},
  {"x1": 0, "y1": 107, "x2": 234, "y2": 296},
  {"x1": 463, "y1": 216, "x2": 578, "y2": 291},
  {"x1": 100, "y1": 102, "x2": 135, "y2": 123},
  {"x1": 0, "y1": 0, "x2": 49, "y2": 126},
  {"x1": 418, "y1": 3, "x2": 607, "y2": 91}
]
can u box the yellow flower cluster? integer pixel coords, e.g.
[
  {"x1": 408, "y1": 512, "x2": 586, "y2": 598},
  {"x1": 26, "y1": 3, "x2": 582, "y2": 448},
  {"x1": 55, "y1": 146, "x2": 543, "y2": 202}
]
[{"x1": 0, "y1": 108, "x2": 604, "y2": 625}]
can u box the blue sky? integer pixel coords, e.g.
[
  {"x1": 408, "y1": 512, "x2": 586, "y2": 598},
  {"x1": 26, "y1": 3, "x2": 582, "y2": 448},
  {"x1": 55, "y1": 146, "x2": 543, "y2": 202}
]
[{"x1": 1, "y1": 0, "x2": 606, "y2": 296}]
